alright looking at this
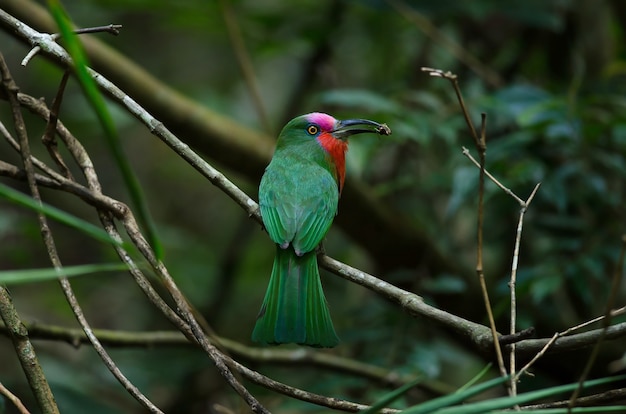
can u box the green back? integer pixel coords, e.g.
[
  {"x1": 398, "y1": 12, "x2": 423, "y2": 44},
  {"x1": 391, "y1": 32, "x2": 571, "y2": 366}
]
[{"x1": 259, "y1": 119, "x2": 339, "y2": 255}]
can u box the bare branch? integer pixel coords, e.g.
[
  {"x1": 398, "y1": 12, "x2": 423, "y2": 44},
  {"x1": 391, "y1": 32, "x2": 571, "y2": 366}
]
[
  {"x1": 462, "y1": 146, "x2": 525, "y2": 206},
  {"x1": 522, "y1": 388, "x2": 626, "y2": 410},
  {"x1": 1, "y1": 51, "x2": 163, "y2": 413},
  {"x1": 0, "y1": 382, "x2": 30, "y2": 414},
  {"x1": 0, "y1": 50, "x2": 60, "y2": 414},
  {"x1": 463, "y1": 137, "x2": 543, "y2": 397},
  {"x1": 426, "y1": 67, "x2": 509, "y2": 388},
  {"x1": 21, "y1": 24, "x2": 122, "y2": 66},
  {"x1": 41, "y1": 71, "x2": 73, "y2": 179},
  {"x1": 0, "y1": 321, "x2": 420, "y2": 389},
  {"x1": 506, "y1": 183, "x2": 540, "y2": 397},
  {"x1": 0, "y1": 287, "x2": 57, "y2": 414}
]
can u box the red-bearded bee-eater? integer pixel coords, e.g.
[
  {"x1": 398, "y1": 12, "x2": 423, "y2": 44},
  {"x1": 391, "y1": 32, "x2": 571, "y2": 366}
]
[{"x1": 252, "y1": 112, "x2": 391, "y2": 347}]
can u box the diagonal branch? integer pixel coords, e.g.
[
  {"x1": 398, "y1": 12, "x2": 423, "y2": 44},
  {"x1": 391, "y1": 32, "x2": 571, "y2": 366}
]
[
  {"x1": 1, "y1": 51, "x2": 163, "y2": 413},
  {"x1": 0, "y1": 382, "x2": 30, "y2": 414}
]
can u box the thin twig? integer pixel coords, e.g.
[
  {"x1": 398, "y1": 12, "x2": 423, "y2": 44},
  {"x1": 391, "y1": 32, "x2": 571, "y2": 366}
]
[
  {"x1": 515, "y1": 333, "x2": 559, "y2": 381},
  {"x1": 464, "y1": 140, "x2": 542, "y2": 399},
  {"x1": 507, "y1": 183, "x2": 540, "y2": 401},
  {"x1": 564, "y1": 306, "x2": 626, "y2": 333},
  {"x1": 73, "y1": 24, "x2": 122, "y2": 36},
  {"x1": 475, "y1": 114, "x2": 509, "y2": 385},
  {"x1": 0, "y1": 50, "x2": 60, "y2": 414},
  {"x1": 452, "y1": 65, "x2": 543, "y2": 400},
  {"x1": 462, "y1": 146, "x2": 525, "y2": 206},
  {"x1": 422, "y1": 68, "x2": 480, "y2": 145},
  {"x1": 21, "y1": 24, "x2": 122, "y2": 66},
  {"x1": 514, "y1": 305, "x2": 626, "y2": 382},
  {"x1": 522, "y1": 388, "x2": 626, "y2": 410},
  {"x1": 0, "y1": 382, "x2": 30, "y2": 414},
  {"x1": 41, "y1": 70, "x2": 73, "y2": 179},
  {"x1": 425, "y1": 67, "x2": 509, "y2": 386}
]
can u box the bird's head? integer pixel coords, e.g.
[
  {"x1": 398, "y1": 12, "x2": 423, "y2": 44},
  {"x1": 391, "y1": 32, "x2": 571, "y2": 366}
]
[
  {"x1": 279, "y1": 112, "x2": 390, "y2": 144},
  {"x1": 276, "y1": 112, "x2": 390, "y2": 192}
]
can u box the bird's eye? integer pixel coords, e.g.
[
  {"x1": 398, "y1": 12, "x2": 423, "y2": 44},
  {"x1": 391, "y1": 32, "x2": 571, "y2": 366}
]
[{"x1": 307, "y1": 125, "x2": 319, "y2": 135}]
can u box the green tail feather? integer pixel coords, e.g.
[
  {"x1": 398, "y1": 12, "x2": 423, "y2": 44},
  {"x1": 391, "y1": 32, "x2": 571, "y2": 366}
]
[{"x1": 252, "y1": 247, "x2": 339, "y2": 348}]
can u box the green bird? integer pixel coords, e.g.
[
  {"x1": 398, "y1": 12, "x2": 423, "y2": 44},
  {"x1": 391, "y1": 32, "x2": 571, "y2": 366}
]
[{"x1": 252, "y1": 112, "x2": 390, "y2": 348}]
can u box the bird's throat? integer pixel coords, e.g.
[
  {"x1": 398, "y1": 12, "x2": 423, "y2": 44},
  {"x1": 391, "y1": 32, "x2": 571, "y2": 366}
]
[{"x1": 317, "y1": 132, "x2": 348, "y2": 193}]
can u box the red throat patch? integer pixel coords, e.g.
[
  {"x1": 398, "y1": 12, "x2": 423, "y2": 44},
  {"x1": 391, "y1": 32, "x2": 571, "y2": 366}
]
[{"x1": 316, "y1": 131, "x2": 348, "y2": 193}]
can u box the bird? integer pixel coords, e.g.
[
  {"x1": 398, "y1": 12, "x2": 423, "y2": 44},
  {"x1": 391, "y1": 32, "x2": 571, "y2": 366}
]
[{"x1": 252, "y1": 112, "x2": 391, "y2": 347}]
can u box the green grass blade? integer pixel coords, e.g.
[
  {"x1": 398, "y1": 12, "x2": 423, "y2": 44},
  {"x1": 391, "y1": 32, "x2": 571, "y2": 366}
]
[
  {"x1": 0, "y1": 263, "x2": 128, "y2": 285},
  {"x1": 361, "y1": 376, "x2": 423, "y2": 413},
  {"x1": 402, "y1": 375, "x2": 510, "y2": 414},
  {"x1": 47, "y1": 0, "x2": 163, "y2": 259},
  {"x1": 0, "y1": 182, "x2": 126, "y2": 248},
  {"x1": 433, "y1": 374, "x2": 626, "y2": 414},
  {"x1": 489, "y1": 407, "x2": 626, "y2": 413},
  {"x1": 456, "y1": 363, "x2": 492, "y2": 393}
]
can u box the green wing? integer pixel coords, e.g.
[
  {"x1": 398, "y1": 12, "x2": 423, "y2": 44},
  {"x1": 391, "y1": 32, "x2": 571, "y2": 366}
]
[{"x1": 259, "y1": 157, "x2": 338, "y2": 255}]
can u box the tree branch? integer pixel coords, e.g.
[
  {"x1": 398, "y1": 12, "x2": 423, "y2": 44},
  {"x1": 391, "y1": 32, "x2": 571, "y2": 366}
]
[
  {"x1": 0, "y1": 287, "x2": 57, "y2": 414},
  {"x1": 0, "y1": 382, "x2": 30, "y2": 414},
  {"x1": 0, "y1": 321, "x2": 422, "y2": 389},
  {"x1": 1, "y1": 51, "x2": 163, "y2": 413}
]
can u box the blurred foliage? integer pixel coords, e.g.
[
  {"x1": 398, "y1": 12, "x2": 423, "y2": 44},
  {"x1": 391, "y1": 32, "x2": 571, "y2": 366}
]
[{"x1": 1, "y1": 0, "x2": 626, "y2": 412}]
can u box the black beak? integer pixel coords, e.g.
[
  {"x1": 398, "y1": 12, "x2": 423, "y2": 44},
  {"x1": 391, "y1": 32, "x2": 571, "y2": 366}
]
[{"x1": 331, "y1": 118, "x2": 391, "y2": 140}]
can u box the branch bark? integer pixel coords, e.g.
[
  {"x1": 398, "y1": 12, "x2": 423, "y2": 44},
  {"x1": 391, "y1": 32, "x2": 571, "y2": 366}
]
[{"x1": 0, "y1": 287, "x2": 58, "y2": 414}]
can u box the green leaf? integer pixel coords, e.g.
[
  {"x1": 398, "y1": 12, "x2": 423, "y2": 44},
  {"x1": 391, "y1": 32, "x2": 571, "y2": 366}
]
[
  {"x1": 489, "y1": 407, "x2": 626, "y2": 414},
  {"x1": 361, "y1": 376, "x2": 423, "y2": 413},
  {"x1": 0, "y1": 263, "x2": 129, "y2": 285},
  {"x1": 47, "y1": 0, "x2": 163, "y2": 259},
  {"x1": 0, "y1": 182, "x2": 126, "y2": 249},
  {"x1": 401, "y1": 375, "x2": 510, "y2": 414},
  {"x1": 432, "y1": 374, "x2": 626, "y2": 414}
]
